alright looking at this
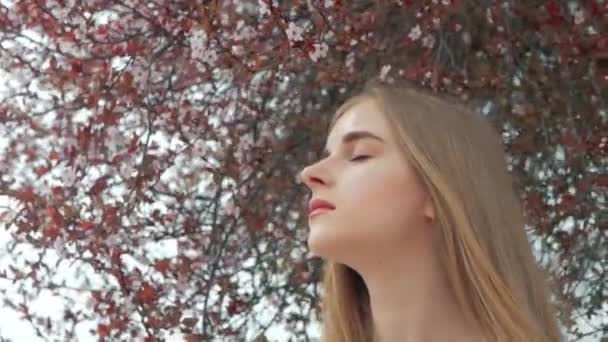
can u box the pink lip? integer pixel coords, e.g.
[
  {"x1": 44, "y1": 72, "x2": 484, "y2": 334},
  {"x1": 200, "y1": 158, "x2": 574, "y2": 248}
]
[
  {"x1": 309, "y1": 207, "x2": 334, "y2": 217},
  {"x1": 308, "y1": 198, "x2": 336, "y2": 215}
]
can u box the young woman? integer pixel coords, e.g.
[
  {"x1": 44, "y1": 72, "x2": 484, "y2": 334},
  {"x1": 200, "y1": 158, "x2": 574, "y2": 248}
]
[{"x1": 298, "y1": 78, "x2": 566, "y2": 341}]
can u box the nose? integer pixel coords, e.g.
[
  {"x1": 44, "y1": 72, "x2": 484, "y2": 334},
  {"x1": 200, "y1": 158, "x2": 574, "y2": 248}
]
[{"x1": 298, "y1": 163, "x2": 327, "y2": 189}]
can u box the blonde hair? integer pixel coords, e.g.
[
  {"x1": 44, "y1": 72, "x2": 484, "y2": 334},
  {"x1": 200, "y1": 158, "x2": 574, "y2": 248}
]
[{"x1": 317, "y1": 78, "x2": 568, "y2": 342}]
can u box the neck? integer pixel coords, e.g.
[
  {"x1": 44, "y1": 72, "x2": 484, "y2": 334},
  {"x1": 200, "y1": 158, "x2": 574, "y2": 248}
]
[{"x1": 352, "y1": 243, "x2": 481, "y2": 342}]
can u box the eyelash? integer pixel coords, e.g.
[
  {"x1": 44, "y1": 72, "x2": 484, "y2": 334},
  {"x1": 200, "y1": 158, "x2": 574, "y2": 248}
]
[{"x1": 350, "y1": 155, "x2": 370, "y2": 162}]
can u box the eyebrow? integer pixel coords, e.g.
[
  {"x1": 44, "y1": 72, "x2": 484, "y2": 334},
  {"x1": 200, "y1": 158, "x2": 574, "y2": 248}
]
[{"x1": 322, "y1": 130, "x2": 385, "y2": 158}]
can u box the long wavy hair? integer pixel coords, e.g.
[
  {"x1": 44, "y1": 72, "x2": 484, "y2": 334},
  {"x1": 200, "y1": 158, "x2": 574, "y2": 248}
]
[{"x1": 317, "y1": 77, "x2": 568, "y2": 341}]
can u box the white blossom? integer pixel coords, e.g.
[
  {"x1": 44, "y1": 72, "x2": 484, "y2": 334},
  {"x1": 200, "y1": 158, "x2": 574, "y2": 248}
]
[
  {"x1": 433, "y1": 17, "x2": 441, "y2": 28},
  {"x1": 189, "y1": 29, "x2": 218, "y2": 68},
  {"x1": 286, "y1": 22, "x2": 305, "y2": 43},
  {"x1": 105, "y1": 126, "x2": 124, "y2": 154},
  {"x1": 119, "y1": 157, "x2": 136, "y2": 179},
  {"x1": 573, "y1": 9, "x2": 585, "y2": 25},
  {"x1": 497, "y1": 42, "x2": 507, "y2": 54},
  {"x1": 240, "y1": 165, "x2": 254, "y2": 183},
  {"x1": 57, "y1": 40, "x2": 77, "y2": 54},
  {"x1": 220, "y1": 13, "x2": 230, "y2": 26},
  {"x1": 202, "y1": 50, "x2": 218, "y2": 65},
  {"x1": 408, "y1": 25, "x2": 422, "y2": 41},
  {"x1": 486, "y1": 8, "x2": 494, "y2": 24},
  {"x1": 512, "y1": 103, "x2": 526, "y2": 115},
  {"x1": 308, "y1": 42, "x2": 328, "y2": 62},
  {"x1": 189, "y1": 28, "x2": 207, "y2": 47},
  {"x1": 259, "y1": 121, "x2": 274, "y2": 141},
  {"x1": 231, "y1": 45, "x2": 245, "y2": 56},
  {"x1": 346, "y1": 51, "x2": 356, "y2": 72},
  {"x1": 130, "y1": 58, "x2": 148, "y2": 90},
  {"x1": 50, "y1": 0, "x2": 75, "y2": 22},
  {"x1": 189, "y1": 28, "x2": 210, "y2": 61},
  {"x1": 60, "y1": 166, "x2": 78, "y2": 186},
  {"x1": 233, "y1": 20, "x2": 256, "y2": 41},
  {"x1": 422, "y1": 34, "x2": 435, "y2": 48},
  {"x1": 259, "y1": 0, "x2": 271, "y2": 16},
  {"x1": 192, "y1": 140, "x2": 210, "y2": 158},
  {"x1": 380, "y1": 65, "x2": 391, "y2": 81},
  {"x1": 224, "y1": 197, "x2": 240, "y2": 218}
]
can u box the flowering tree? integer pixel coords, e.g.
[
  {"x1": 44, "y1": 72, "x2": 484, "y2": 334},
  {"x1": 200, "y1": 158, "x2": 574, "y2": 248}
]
[{"x1": 0, "y1": 0, "x2": 606, "y2": 340}]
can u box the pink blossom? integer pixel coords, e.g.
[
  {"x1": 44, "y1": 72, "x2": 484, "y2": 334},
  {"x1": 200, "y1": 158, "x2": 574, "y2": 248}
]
[
  {"x1": 380, "y1": 65, "x2": 391, "y2": 81},
  {"x1": 573, "y1": 9, "x2": 585, "y2": 25},
  {"x1": 286, "y1": 22, "x2": 305, "y2": 43},
  {"x1": 234, "y1": 20, "x2": 257, "y2": 41},
  {"x1": 408, "y1": 25, "x2": 422, "y2": 41},
  {"x1": 258, "y1": 0, "x2": 273, "y2": 16},
  {"x1": 188, "y1": 29, "x2": 218, "y2": 71},
  {"x1": 422, "y1": 34, "x2": 435, "y2": 48},
  {"x1": 308, "y1": 42, "x2": 328, "y2": 62}
]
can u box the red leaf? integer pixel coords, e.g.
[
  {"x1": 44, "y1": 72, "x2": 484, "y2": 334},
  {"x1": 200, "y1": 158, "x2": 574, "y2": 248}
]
[
  {"x1": 51, "y1": 186, "x2": 64, "y2": 198},
  {"x1": 182, "y1": 18, "x2": 193, "y2": 32},
  {"x1": 127, "y1": 134, "x2": 139, "y2": 153},
  {"x1": 48, "y1": 150, "x2": 60, "y2": 160},
  {"x1": 47, "y1": 207, "x2": 65, "y2": 226},
  {"x1": 89, "y1": 176, "x2": 108, "y2": 196},
  {"x1": 547, "y1": 0, "x2": 561, "y2": 17},
  {"x1": 227, "y1": 298, "x2": 246, "y2": 316},
  {"x1": 34, "y1": 165, "x2": 50, "y2": 176},
  {"x1": 44, "y1": 225, "x2": 61, "y2": 240},
  {"x1": 100, "y1": 111, "x2": 121, "y2": 126},
  {"x1": 126, "y1": 40, "x2": 142, "y2": 55},
  {"x1": 95, "y1": 26, "x2": 109, "y2": 36},
  {"x1": 249, "y1": 214, "x2": 267, "y2": 231},
  {"x1": 593, "y1": 174, "x2": 608, "y2": 187},
  {"x1": 595, "y1": 36, "x2": 608, "y2": 51},
  {"x1": 589, "y1": 1, "x2": 600, "y2": 17},
  {"x1": 154, "y1": 259, "x2": 171, "y2": 273},
  {"x1": 525, "y1": 192, "x2": 545, "y2": 216},
  {"x1": 98, "y1": 324, "x2": 110, "y2": 339},
  {"x1": 181, "y1": 317, "x2": 198, "y2": 328},
  {"x1": 558, "y1": 194, "x2": 575, "y2": 213},
  {"x1": 49, "y1": 56, "x2": 57, "y2": 70},
  {"x1": 15, "y1": 186, "x2": 36, "y2": 203},
  {"x1": 77, "y1": 125, "x2": 92, "y2": 150},
  {"x1": 545, "y1": 0, "x2": 562, "y2": 26},
  {"x1": 78, "y1": 221, "x2": 96, "y2": 231},
  {"x1": 137, "y1": 283, "x2": 157, "y2": 304},
  {"x1": 71, "y1": 58, "x2": 83, "y2": 74},
  {"x1": 62, "y1": 31, "x2": 76, "y2": 42}
]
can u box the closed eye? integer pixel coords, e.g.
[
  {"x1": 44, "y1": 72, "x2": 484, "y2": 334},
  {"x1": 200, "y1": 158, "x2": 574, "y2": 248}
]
[{"x1": 350, "y1": 155, "x2": 370, "y2": 162}]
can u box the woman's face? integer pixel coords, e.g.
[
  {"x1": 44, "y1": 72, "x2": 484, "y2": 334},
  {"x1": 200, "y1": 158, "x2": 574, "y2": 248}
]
[{"x1": 299, "y1": 97, "x2": 435, "y2": 265}]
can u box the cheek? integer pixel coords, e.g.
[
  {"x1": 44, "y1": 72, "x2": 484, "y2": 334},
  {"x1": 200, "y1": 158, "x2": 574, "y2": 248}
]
[
  {"x1": 353, "y1": 168, "x2": 427, "y2": 230},
  {"x1": 307, "y1": 170, "x2": 427, "y2": 259}
]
